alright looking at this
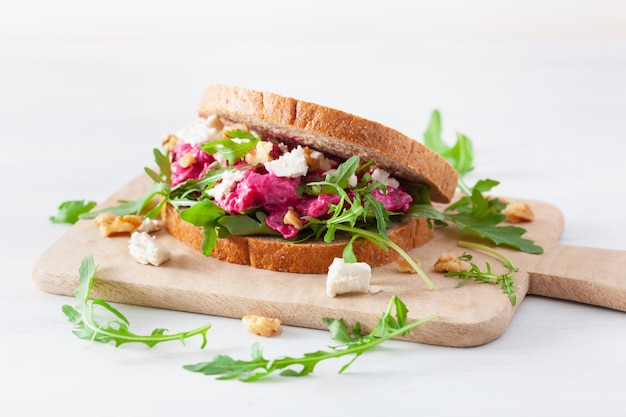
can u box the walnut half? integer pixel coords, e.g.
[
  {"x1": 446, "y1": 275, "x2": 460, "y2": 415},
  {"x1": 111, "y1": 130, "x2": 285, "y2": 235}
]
[
  {"x1": 434, "y1": 253, "x2": 471, "y2": 273},
  {"x1": 242, "y1": 314, "x2": 283, "y2": 337},
  {"x1": 503, "y1": 201, "x2": 535, "y2": 223}
]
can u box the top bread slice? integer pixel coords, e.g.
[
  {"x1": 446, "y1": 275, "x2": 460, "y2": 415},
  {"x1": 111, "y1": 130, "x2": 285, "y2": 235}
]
[{"x1": 198, "y1": 84, "x2": 458, "y2": 203}]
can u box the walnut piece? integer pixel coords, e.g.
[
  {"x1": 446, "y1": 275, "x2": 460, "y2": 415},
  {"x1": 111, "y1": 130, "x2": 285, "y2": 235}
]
[
  {"x1": 303, "y1": 146, "x2": 332, "y2": 171},
  {"x1": 242, "y1": 314, "x2": 282, "y2": 337},
  {"x1": 245, "y1": 141, "x2": 274, "y2": 166},
  {"x1": 283, "y1": 208, "x2": 303, "y2": 230},
  {"x1": 94, "y1": 212, "x2": 143, "y2": 237},
  {"x1": 161, "y1": 133, "x2": 180, "y2": 152},
  {"x1": 503, "y1": 201, "x2": 535, "y2": 222},
  {"x1": 434, "y1": 252, "x2": 471, "y2": 273},
  {"x1": 178, "y1": 153, "x2": 196, "y2": 168},
  {"x1": 397, "y1": 256, "x2": 421, "y2": 273}
]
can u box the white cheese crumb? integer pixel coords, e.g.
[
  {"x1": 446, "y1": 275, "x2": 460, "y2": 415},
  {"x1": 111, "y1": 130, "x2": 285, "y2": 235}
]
[
  {"x1": 206, "y1": 169, "x2": 246, "y2": 200},
  {"x1": 128, "y1": 232, "x2": 171, "y2": 266},
  {"x1": 371, "y1": 168, "x2": 400, "y2": 188},
  {"x1": 264, "y1": 145, "x2": 308, "y2": 178},
  {"x1": 369, "y1": 285, "x2": 383, "y2": 294},
  {"x1": 137, "y1": 218, "x2": 162, "y2": 233},
  {"x1": 175, "y1": 115, "x2": 224, "y2": 144},
  {"x1": 326, "y1": 258, "x2": 371, "y2": 297}
]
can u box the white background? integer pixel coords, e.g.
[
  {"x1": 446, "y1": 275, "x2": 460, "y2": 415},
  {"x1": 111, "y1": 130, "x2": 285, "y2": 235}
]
[{"x1": 2, "y1": 1, "x2": 626, "y2": 416}]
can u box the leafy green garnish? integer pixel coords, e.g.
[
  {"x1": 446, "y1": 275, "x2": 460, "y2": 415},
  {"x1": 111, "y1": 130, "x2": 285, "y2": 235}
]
[
  {"x1": 201, "y1": 130, "x2": 259, "y2": 165},
  {"x1": 49, "y1": 200, "x2": 97, "y2": 224},
  {"x1": 183, "y1": 295, "x2": 437, "y2": 381},
  {"x1": 77, "y1": 182, "x2": 169, "y2": 220},
  {"x1": 423, "y1": 110, "x2": 474, "y2": 182},
  {"x1": 444, "y1": 181, "x2": 543, "y2": 254},
  {"x1": 423, "y1": 110, "x2": 543, "y2": 255},
  {"x1": 445, "y1": 241, "x2": 520, "y2": 306},
  {"x1": 178, "y1": 200, "x2": 226, "y2": 256},
  {"x1": 62, "y1": 254, "x2": 211, "y2": 347},
  {"x1": 217, "y1": 212, "x2": 279, "y2": 237},
  {"x1": 305, "y1": 159, "x2": 434, "y2": 289}
]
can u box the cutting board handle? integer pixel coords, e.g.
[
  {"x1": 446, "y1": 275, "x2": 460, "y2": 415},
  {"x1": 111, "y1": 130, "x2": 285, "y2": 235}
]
[{"x1": 526, "y1": 244, "x2": 626, "y2": 311}]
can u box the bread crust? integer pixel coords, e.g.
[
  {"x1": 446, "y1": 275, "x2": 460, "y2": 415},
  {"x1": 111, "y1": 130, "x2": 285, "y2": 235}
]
[
  {"x1": 198, "y1": 84, "x2": 458, "y2": 204},
  {"x1": 161, "y1": 203, "x2": 433, "y2": 274}
]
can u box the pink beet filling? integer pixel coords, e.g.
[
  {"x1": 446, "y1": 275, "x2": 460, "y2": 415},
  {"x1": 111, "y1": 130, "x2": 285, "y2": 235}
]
[
  {"x1": 170, "y1": 143, "x2": 215, "y2": 186},
  {"x1": 169, "y1": 140, "x2": 414, "y2": 239}
]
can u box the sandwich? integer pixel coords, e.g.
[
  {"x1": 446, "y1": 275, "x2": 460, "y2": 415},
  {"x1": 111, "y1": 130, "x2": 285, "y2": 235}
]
[{"x1": 147, "y1": 85, "x2": 458, "y2": 274}]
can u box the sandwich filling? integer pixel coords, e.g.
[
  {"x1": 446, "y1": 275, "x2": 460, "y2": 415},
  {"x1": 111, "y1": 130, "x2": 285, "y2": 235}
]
[{"x1": 151, "y1": 115, "x2": 434, "y2": 256}]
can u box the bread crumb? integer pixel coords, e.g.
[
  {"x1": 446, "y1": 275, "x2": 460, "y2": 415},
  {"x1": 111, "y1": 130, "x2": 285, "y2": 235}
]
[
  {"x1": 242, "y1": 314, "x2": 282, "y2": 337},
  {"x1": 434, "y1": 253, "x2": 471, "y2": 273}
]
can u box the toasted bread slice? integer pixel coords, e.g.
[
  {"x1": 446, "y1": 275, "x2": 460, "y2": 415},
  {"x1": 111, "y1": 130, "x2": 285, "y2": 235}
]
[{"x1": 198, "y1": 85, "x2": 458, "y2": 203}]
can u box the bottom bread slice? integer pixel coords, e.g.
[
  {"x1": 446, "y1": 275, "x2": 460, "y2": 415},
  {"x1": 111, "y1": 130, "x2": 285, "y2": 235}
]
[{"x1": 161, "y1": 203, "x2": 433, "y2": 274}]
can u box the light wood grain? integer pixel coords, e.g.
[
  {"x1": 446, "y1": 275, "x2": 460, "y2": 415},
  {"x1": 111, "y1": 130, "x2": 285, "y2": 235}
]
[{"x1": 32, "y1": 174, "x2": 626, "y2": 347}]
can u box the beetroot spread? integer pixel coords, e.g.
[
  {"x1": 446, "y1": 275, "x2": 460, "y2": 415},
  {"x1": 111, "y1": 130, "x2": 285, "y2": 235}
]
[
  {"x1": 169, "y1": 135, "x2": 413, "y2": 239},
  {"x1": 170, "y1": 143, "x2": 215, "y2": 186}
]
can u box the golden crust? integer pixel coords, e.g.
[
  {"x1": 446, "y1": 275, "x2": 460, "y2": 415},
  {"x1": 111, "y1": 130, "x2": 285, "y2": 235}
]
[
  {"x1": 161, "y1": 203, "x2": 433, "y2": 274},
  {"x1": 198, "y1": 85, "x2": 458, "y2": 204}
]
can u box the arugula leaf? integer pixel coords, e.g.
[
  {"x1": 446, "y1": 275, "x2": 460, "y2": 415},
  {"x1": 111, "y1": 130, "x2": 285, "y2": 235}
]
[
  {"x1": 50, "y1": 200, "x2": 97, "y2": 224},
  {"x1": 422, "y1": 110, "x2": 543, "y2": 255},
  {"x1": 179, "y1": 200, "x2": 226, "y2": 227},
  {"x1": 423, "y1": 110, "x2": 474, "y2": 178},
  {"x1": 77, "y1": 182, "x2": 169, "y2": 220},
  {"x1": 201, "y1": 130, "x2": 259, "y2": 165},
  {"x1": 183, "y1": 296, "x2": 438, "y2": 381},
  {"x1": 363, "y1": 190, "x2": 391, "y2": 239},
  {"x1": 179, "y1": 201, "x2": 227, "y2": 255},
  {"x1": 324, "y1": 155, "x2": 360, "y2": 190},
  {"x1": 444, "y1": 184, "x2": 543, "y2": 254},
  {"x1": 62, "y1": 254, "x2": 212, "y2": 347},
  {"x1": 445, "y1": 211, "x2": 543, "y2": 254},
  {"x1": 217, "y1": 212, "x2": 280, "y2": 236}
]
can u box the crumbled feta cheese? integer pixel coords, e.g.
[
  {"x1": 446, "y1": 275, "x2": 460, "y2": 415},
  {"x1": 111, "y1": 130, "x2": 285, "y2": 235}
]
[
  {"x1": 371, "y1": 168, "x2": 400, "y2": 188},
  {"x1": 175, "y1": 115, "x2": 224, "y2": 144},
  {"x1": 326, "y1": 258, "x2": 372, "y2": 297},
  {"x1": 206, "y1": 169, "x2": 246, "y2": 200},
  {"x1": 264, "y1": 146, "x2": 308, "y2": 178},
  {"x1": 137, "y1": 218, "x2": 162, "y2": 233},
  {"x1": 128, "y1": 232, "x2": 171, "y2": 266}
]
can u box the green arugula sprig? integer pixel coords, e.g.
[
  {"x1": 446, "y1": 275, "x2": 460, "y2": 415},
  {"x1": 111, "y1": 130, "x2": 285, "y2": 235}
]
[
  {"x1": 62, "y1": 254, "x2": 211, "y2": 347},
  {"x1": 423, "y1": 110, "x2": 543, "y2": 255},
  {"x1": 445, "y1": 241, "x2": 519, "y2": 305},
  {"x1": 50, "y1": 200, "x2": 97, "y2": 224},
  {"x1": 183, "y1": 296, "x2": 437, "y2": 381}
]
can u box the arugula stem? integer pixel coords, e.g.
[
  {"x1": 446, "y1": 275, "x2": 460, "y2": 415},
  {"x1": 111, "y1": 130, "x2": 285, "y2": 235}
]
[
  {"x1": 81, "y1": 311, "x2": 212, "y2": 348},
  {"x1": 334, "y1": 225, "x2": 435, "y2": 290},
  {"x1": 458, "y1": 240, "x2": 513, "y2": 265}
]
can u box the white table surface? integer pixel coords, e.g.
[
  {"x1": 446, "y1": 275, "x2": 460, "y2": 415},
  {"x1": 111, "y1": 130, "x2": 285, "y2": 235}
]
[{"x1": 2, "y1": 41, "x2": 626, "y2": 417}]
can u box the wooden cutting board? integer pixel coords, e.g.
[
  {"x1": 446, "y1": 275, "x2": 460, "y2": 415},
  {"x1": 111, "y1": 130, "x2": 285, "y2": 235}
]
[{"x1": 32, "y1": 174, "x2": 626, "y2": 347}]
